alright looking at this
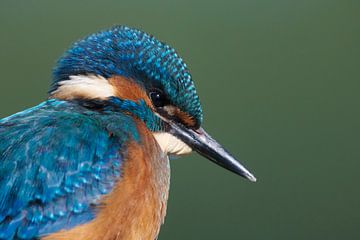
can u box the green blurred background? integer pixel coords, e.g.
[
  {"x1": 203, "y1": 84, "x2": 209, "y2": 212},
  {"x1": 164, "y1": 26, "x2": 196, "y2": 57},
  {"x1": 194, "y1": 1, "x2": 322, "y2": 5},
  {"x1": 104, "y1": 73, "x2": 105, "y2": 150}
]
[{"x1": 0, "y1": 0, "x2": 359, "y2": 239}]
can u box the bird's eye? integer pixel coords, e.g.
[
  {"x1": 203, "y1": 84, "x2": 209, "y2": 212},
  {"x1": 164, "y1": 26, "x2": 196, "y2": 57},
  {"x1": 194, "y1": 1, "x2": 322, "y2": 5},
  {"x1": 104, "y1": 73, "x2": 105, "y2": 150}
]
[{"x1": 149, "y1": 90, "x2": 167, "y2": 108}]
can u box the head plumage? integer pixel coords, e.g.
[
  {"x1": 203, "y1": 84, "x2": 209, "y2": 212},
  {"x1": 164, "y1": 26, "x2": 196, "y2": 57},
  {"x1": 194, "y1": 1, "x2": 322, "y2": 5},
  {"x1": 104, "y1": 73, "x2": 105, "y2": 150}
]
[{"x1": 52, "y1": 26, "x2": 203, "y2": 127}]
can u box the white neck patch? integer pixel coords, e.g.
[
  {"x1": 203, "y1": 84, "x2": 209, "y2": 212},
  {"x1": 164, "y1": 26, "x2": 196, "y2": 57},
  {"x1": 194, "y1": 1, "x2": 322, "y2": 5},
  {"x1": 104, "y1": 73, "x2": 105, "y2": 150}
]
[
  {"x1": 153, "y1": 132, "x2": 192, "y2": 156},
  {"x1": 50, "y1": 75, "x2": 115, "y2": 100}
]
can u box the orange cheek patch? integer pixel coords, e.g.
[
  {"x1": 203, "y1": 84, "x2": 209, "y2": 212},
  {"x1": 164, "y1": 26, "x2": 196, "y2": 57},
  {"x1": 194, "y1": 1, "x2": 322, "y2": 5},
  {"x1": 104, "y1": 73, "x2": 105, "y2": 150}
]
[
  {"x1": 174, "y1": 109, "x2": 196, "y2": 127},
  {"x1": 109, "y1": 76, "x2": 154, "y2": 109},
  {"x1": 109, "y1": 76, "x2": 196, "y2": 128},
  {"x1": 163, "y1": 106, "x2": 196, "y2": 128}
]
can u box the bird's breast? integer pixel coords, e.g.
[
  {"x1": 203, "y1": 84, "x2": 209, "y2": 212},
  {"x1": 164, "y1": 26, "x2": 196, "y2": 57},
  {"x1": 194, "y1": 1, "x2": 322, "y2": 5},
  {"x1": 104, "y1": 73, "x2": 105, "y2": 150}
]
[{"x1": 44, "y1": 120, "x2": 170, "y2": 240}]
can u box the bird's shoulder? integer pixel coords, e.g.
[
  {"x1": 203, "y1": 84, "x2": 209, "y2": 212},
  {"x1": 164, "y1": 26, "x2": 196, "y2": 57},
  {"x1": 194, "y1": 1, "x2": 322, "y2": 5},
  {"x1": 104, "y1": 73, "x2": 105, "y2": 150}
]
[{"x1": 0, "y1": 99, "x2": 141, "y2": 239}]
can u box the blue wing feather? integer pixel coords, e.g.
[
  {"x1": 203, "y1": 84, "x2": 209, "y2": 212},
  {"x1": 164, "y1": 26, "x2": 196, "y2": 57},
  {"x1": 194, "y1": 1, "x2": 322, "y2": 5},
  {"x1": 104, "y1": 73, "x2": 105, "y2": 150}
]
[{"x1": 0, "y1": 99, "x2": 138, "y2": 239}]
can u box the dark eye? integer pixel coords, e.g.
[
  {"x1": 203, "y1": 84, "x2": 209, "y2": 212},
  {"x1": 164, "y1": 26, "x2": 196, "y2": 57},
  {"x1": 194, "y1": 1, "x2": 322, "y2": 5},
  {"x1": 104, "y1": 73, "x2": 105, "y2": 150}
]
[{"x1": 149, "y1": 90, "x2": 167, "y2": 108}]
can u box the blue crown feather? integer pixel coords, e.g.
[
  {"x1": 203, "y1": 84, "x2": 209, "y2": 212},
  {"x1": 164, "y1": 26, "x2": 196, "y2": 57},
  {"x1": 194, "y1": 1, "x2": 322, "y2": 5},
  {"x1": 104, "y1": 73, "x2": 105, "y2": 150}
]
[{"x1": 53, "y1": 26, "x2": 203, "y2": 127}]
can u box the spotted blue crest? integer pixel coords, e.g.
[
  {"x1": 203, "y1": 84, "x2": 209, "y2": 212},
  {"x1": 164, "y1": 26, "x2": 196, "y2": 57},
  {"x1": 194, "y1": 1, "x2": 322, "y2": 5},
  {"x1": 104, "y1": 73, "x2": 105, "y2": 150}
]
[{"x1": 53, "y1": 25, "x2": 203, "y2": 127}]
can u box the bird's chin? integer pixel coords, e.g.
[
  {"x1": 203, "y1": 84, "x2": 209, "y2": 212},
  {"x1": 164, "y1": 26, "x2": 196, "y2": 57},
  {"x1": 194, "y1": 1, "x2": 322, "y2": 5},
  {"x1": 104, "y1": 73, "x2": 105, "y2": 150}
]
[{"x1": 153, "y1": 132, "x2": 192, "y2": 156}]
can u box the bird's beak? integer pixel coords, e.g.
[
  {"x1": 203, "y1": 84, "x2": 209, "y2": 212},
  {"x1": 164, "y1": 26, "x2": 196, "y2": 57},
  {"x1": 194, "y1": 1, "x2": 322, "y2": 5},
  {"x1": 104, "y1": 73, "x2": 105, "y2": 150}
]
[{"x1": 165, "y1": 120, "x2": 257, "y2": 182}]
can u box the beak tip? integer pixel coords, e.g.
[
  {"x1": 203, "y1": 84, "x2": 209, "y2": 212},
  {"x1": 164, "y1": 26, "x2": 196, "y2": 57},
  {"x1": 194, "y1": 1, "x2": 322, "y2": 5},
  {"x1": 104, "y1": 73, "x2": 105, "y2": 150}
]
[
  {"x1": 236, "y1": 167, "x2": 256, "y2": 182},
  {"x1": 246, "y1": 173, "x2": 257, "y2": 183},
  {"x1": 232, "y1": 162, "x2": 257, "y2": 182}
]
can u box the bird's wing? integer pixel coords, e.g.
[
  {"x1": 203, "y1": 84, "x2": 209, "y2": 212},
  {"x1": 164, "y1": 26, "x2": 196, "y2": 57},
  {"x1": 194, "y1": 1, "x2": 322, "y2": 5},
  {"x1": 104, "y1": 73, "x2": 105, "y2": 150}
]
[{"x1": 0, "y1": 100, "x2": 138, "y2": 239}]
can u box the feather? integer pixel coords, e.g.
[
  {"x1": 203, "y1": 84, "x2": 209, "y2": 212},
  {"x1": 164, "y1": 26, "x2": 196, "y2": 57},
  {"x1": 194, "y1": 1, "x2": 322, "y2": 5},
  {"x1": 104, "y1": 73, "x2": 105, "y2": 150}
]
[{"x1": 0, "y1": 99, "x2": 139, "y2": 239}]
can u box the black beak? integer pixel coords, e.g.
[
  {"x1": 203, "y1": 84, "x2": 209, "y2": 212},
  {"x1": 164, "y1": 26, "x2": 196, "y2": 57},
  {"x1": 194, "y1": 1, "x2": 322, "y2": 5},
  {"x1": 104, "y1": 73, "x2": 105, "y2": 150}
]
[{"x1": 166, "y1": 121, "x2": 257, "y2": 182}]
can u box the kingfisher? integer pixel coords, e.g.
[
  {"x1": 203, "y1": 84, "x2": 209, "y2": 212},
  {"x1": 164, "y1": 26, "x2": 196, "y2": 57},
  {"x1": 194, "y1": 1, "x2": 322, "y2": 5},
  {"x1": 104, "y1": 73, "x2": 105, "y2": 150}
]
[{"x1": 0, "y1": 26, "x2": 256, "y2": 240}]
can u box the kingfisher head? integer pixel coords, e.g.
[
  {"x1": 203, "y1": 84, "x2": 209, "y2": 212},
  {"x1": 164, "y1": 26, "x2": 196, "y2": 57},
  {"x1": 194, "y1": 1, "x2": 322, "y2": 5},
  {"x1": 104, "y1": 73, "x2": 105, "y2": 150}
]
[{"x1": 50, "y1": 26, "x2": 256, "y2": 182}]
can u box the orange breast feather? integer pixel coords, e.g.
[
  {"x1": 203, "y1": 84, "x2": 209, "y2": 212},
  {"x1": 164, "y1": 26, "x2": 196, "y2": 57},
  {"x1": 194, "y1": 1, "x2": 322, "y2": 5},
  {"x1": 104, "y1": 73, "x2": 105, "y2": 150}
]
[{"x1": 43, "y1": 121, "x2": 170, "y2": 240}]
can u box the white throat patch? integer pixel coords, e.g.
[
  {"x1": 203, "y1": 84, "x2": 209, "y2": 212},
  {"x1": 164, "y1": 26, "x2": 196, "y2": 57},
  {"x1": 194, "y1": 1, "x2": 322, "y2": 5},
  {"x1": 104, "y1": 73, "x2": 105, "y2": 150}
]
[
  {"x1": 153, "y1": 132, "x2": 192, "y2": 156},
  {"x1": 50, "y1": 75, "x2": 115, "y2": 100}
]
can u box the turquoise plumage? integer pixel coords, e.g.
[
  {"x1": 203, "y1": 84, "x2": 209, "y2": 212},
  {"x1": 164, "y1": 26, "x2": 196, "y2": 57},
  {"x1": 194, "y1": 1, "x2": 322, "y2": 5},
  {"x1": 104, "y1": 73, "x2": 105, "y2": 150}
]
[{"x1": 0, "y1": 99, "x2": 141, "y2": 238}]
